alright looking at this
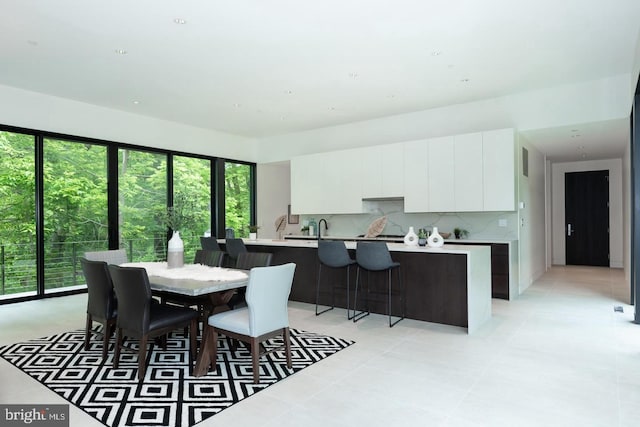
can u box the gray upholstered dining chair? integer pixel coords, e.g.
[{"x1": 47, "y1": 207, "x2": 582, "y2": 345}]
[
  {"x1": 80, "y1": 257, "x2": 118, "y2": 360},
  {"x1": 201, "y1": 263, "x2": 296, "y2": 383},
  {"x1": 83, "y1": 249, "x2": 128, "y2": 265},
  {"x1": 108, "y1": 264, "x2": 199, "y2": 381},
  {"x1": 194, "y1": 249, "x2": 225, "y2": 267}
]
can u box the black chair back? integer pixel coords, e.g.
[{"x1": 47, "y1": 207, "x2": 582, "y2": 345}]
[
  {"x1": 235, "y1": 252, "x2": 273, "y2": 270},
  {"x1": 108, "y1": 265, "x2": 154, "y2": 335},
  {"x1": 318, "y1": 240, "x2": 355, "y2": 268},
  {"x1": 81, "y1": 257, "x2": 117, "y2": 321},
  {"x1": 355, "y1": 241, "x2": 398, "y2": 271},
  {"x1": 194, "y1": 249, "x2": 225, "y2": 267},
  {"x1": 226, "y1": 238, "x2": 248, "y2": 265},
  {"x1": 200, "y1": 237, "x2": 221, "y2": 251}
]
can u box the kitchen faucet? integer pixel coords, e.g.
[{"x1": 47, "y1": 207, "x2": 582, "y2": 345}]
[{"x1": 318, "y1": 218, "x2": 329, "y2": 239}]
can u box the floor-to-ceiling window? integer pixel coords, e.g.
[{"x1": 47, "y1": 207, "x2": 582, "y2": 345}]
[
  {"x1": 43, "y1": 138, "x2": 108, "y2": 293},
  {"x1": 0, "y1": 131, "x2": 36, "y2": 298},
  {"x1": 173, "y1": 155, "x2": 212, "y2": 262},
  {"x1": 118, "y1": 148, "x2": 167, "y2": 262},
  {"x1": 224, "y1": 161, "x2": 254, "y2": 238},
  {"x1": 0, "y1": 124, "x2": 255, "y2": 304}
]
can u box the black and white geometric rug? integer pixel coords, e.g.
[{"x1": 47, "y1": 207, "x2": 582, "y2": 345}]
[{"x1": 0, "y1": 328, "x2": 354, "y2": 427}]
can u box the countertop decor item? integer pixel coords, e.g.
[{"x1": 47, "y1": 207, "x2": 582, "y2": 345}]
[
  {"x1": 427, "y1": 227, "x2": 445, "y2": 248},
  {"x1": 167, "y1": 230, "x2": 184, "y2": 268},
  {"x1": 365, "y1": 216, "x2": 387, "y2": 238},
  {"x1": 404, "y1": 226, "x2": 419, "y2": 246},
  {"x1": 275, "y1": 214, "x2": 287, "y2": 240},
  {"x1": 454, "y1": 228, "x2": 469, "y2": 239}
]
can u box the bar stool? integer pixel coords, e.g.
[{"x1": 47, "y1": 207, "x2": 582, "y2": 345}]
[
  {"x1": 353, "y1": 241, "x2": 405, "y2": 327},
  {"x1": 316, "y1": 240, "x2": 357, "y2": 318}
]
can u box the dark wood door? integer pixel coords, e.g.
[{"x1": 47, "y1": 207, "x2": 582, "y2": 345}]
[{"x1": 565, "y1": 170, "x2": 609, "y2": 266}]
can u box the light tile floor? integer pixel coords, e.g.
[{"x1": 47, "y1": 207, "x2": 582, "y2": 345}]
[{"x1": 1, "y1": 265, "x2": 639, "y2": 426}]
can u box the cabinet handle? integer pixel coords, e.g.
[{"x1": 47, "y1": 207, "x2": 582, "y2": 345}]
[{"x1": 567, "y1": 223, "x2": 573, "y2": 236}]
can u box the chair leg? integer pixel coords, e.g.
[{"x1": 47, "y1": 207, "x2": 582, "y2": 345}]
[
  {"x1": 284, "y1": 327, "x2": 292, "y2": 370},
  {"x1": 138, "y1": 336, "x2": 148, "y2": 381},
  {"x1": 315, "y1": 264, "x2": 333, "y2": 316},
  {"x1": 353, "y1": 267, "x2": 370, "y2": 323},
  {"x1": 211, "y1": 328, "x2": 219, "y2": 372},
  {"x1": 389, "y1": 267, "x2": 405, "y2": 328},
  {"x1": 189, "y1": 319, "x2": 196, "y2": 375},
  {"x1": 346, "y1": 265, "x2": 354, "y2": 320},
  {"x1": 251, "y1": 336, "x2": 260, "y2": 384},
  {"x1": 84, "y1": 314, "x2": 92, "y2": 351},
  {"x1": 113, "y1": 328, "x2": 122, "y2": 369},
  {"x1": 101, "y1": 321, "x2": 111, "y2": 360}
]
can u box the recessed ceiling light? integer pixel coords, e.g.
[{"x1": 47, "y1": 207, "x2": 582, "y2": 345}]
[
  {"x1": 132, "y1": 100, "x2": 140, "y2": 105},
  {"x1": 460, "y1": 78, "x2": 470, "y2": 82},
  {"x1": 348, "y1": 72, "x2": 359, "y2": 78},
  {"x1": 173, "y1": 18, "x2": 187, "y2": 24},
  {"x1": 233, "y1": 103, "x2": 241, "y2": 108},
  {"x1": 431, "y1": 50, "x2": 442, "y2": 56},
  {"x1": 27, "y1": 40, "x2": 38, "y2": 46},
  {"x1": 328, "y1": 107, "x2": 336, "y2": 111},
  {"x1": 285, "y1": 90, "x2": 293, "y2": 94},
  {"x1": 571, "y1": 134, "x2": 581, "y2": 138},
  {"x1": 571, "y1": 129, "x2": 579, "y2": 132},
  {"x1": 115, "y1": 49, "x2": 127, "y2": 55}
]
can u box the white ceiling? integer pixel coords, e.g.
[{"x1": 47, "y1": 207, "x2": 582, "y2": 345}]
[{"x1": 1, "y1": 0, "x2": 639, "y2": 161}]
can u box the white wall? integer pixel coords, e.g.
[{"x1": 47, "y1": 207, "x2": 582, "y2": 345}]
[
  {"x1": 518, "y1": 134, "x2": 547, "y2": 292},
  {"x1": 0, "y1": 84, "x2": 258, "y2": 161},
  {"x1": 551, "y1": 159, "x2": 624, "y2": 267},
  {"x1": 256, "y1": 162, "x2": 300, "y2": 239}
]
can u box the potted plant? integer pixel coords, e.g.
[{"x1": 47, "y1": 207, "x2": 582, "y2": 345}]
[
  {"x1": 300, "y1": 225, "x2": 309, "y2": 236},
  {"x1": 453, "y1": 227, "x2": 469, "y2": 239},
  {"x1": 418, "y1": 228, "x2": 428, "y2": 246},
  {"x1": 248, "y1": 225, "x2": 260, "y2": 240}
]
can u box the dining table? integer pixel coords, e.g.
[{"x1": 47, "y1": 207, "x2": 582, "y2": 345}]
[{"x1": 120, "y1": 261, "x2": 250, "y2": 376}]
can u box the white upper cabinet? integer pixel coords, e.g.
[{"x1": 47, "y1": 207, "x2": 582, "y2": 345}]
[
  {"x1": 291, "y1": 149, "x2": 363, "y2": 214},
  {"x1": 290, "y1": 128, "x2": 515, "y2": 215},
  {"x1": 454, "y1": 132, "x2": 483, "y2": 212},
  {"x1": 483, "y1": 128, "x2": 516, "y2": 211},
  {"x1": 361, "y1": 143, "x2": 404, "y2": 199},
  {"x1": 403, "y1": 139, "x2": 429, "y2": 212},
  {"x1": 427, "y1": 136, "x2": 455, "y2": 212}
]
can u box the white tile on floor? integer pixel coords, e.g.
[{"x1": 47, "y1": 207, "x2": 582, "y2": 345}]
[{"x1": 1, "y1": 265, "x2": 639, "y2": 427}]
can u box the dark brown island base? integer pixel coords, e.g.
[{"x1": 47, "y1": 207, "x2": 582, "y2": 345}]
[{"x1": 221, "y1": 239, "x2": 492, "y2": 334}]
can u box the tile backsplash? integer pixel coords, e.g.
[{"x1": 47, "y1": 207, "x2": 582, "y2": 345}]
[{"x1": 297, "y1": 199, "x2": 518, "y2": 240}]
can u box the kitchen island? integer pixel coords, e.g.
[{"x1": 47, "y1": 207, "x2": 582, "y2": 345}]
[{"x1": 221, "y1": 239, "x2": 491, "y2": 334}]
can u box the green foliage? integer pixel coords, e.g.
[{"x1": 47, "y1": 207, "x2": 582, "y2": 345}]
[{"x1": 0, "y1": 130, "x2": 253, "y2": 296}]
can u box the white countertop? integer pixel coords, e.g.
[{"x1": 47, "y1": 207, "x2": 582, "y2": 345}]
[
  {"x1": 222, "y1": 238, "x2": 490, "y2": 256},
  {"x1": 282, "y1": 234, "x2": 516, "y2": 245}
]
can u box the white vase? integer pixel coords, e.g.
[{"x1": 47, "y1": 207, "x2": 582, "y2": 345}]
[
  {"x1": 249, "y1": 232, "x2": 257, "y2": 240},
  {"x1": 404, "y1": 226, "x2": 419, "y2": 246},
  {"x1": 167, "y1": 230, "x2": 184, "y2": 269},
  {"x1": 427, "y1": 227, "x2": 444, "y2": 248}
]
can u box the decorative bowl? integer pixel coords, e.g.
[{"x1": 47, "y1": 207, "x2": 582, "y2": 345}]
[{"x1": 440, "y1": 232, "x2": 451, "y2": 239}]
